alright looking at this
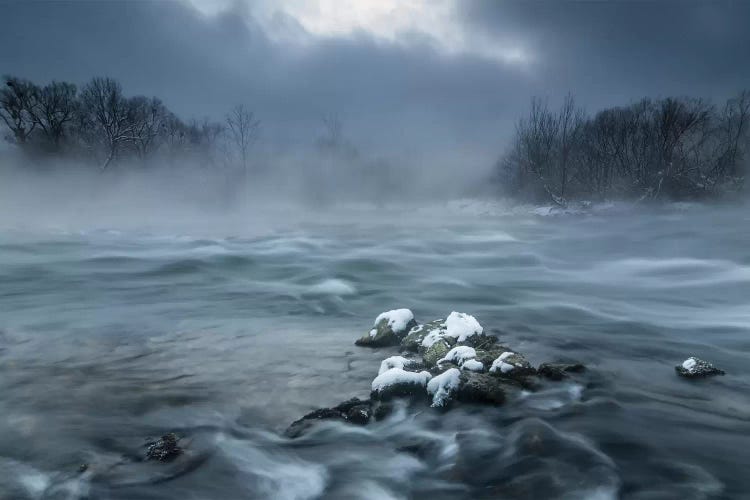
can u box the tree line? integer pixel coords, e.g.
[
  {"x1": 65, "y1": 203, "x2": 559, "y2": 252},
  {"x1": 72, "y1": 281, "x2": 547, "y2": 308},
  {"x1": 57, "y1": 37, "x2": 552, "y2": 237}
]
[
  {"x1": 0, "y1": 75, "x2": 259, "y2": 171},
  {"x1": 497, "y1": 92, "x2": 750, "y2": 203}
]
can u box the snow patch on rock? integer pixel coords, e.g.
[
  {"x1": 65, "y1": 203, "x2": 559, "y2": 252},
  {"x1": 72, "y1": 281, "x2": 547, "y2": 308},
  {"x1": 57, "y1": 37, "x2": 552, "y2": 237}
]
[
  {"x1": 426, "y1": 368, "x2": 461, "y2": 407},
  {"x1": 461, "y1": 359, "x2": 485, "y2": 372},
  {"x1": 437, "y1": 346, "x2": 477, "y2": 366},
  {"x1": 378, "y1": 356, "x2": 420, "y2": 376},
  {"x1": 374, "y1": 309, "x2": 415, "y2": 335},
  {"x1": 490, "y1": 352, "x2": 518, "y2": 374},
  {"x1": 371, "y1": 368, "x2": 431, "y2": 393}
]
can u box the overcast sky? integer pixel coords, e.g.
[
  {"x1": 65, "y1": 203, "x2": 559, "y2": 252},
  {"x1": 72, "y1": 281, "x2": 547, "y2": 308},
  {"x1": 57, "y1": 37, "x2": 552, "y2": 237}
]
[{"x1": 2, "y1": 0, "x2": 750, "y2": 173}]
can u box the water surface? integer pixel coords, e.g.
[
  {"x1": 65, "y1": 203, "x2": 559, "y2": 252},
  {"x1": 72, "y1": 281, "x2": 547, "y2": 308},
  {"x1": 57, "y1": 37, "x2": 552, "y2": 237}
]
[{"x1": 1, "y1": 202, "x2": 748, "y2": 499}]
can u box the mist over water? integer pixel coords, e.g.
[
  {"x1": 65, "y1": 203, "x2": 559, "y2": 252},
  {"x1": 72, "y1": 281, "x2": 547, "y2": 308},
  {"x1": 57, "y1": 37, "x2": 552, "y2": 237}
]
[{"x1": 1, "y1": 183, "x2": 749, "y2": 499}]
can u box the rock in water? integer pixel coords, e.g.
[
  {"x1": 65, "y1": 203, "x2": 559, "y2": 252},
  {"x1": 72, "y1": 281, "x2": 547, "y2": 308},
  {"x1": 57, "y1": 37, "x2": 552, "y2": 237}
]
[
  {"x1": 675, "y1": 357, "x2": 725, "y2": 378},
  {"x1": 356, "y1": 309, "x2": 417, "y2": 347},
  {"x1": 455, "y1": 372, "x2": 510, "y2": 405},
  {"x1": 145, "y1": 433, "x2": 182, "y2": 462},
  {"x1": 538, "y1": 362, "x2": 586, "y2": 381},
  {"x1": 285, "y1": 398, "x2": 374, "y2": 438},
  {"x1": 400, "y1": 319, "x2": 445, "y2": 352},
  {"x1": 371, "y1": 368, "x2": 432, "y2": 400},
  {"x1": 489, "y1": 352, "x2": 536, "y2": 378}
]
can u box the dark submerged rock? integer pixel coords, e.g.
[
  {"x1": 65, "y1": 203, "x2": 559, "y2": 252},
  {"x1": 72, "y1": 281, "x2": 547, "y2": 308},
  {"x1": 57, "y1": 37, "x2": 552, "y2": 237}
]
[
  {"x1": 538, "y1": 362, "x2": 586, "y2": 381},
  {"x1": 675, "y1": 357, "x2": 725, "y2": 378},
  {"x1": 285, "y1": 398, "x2": 375, "y2": 438},
  {"x1": 145, "y1": 433, "x2": 182, "y2": 462}
]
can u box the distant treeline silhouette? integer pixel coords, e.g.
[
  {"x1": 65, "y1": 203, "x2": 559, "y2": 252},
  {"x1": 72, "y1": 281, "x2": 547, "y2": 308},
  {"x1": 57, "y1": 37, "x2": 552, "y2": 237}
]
[
  {"x1": 497, "y1": 92, "x2": 749, "y2": 203},
  {"x1": 0, "y1": 75, "x2": 260, "y2": 172}
]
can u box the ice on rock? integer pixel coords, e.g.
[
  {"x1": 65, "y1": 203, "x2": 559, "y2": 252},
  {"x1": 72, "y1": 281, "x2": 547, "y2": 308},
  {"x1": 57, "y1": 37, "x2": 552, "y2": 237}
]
[
  {"x1": 461, "y1": 359, "x2": 484, "y2": 372},
  {"x1": 374, "y1": 309, "x2": 415, "y2": 335},
  {"x1": 437, "y1": 346, "x2": 477, "y2": 366},
  {"x1": 426, "y1": 368, "x2": 461, "y2": 407},
  {"x1": 378, "y1": 356, "x2": 420, "y2": 376},
  {"x1": 371, "y1": 368, "x2": 432, "y2": 394}
]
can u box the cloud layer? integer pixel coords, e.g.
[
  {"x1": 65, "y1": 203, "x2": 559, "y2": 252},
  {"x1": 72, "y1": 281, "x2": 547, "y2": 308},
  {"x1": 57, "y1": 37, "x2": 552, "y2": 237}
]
[{"x1": 2, "y1": 0, "x2": 749, "y2": 176}]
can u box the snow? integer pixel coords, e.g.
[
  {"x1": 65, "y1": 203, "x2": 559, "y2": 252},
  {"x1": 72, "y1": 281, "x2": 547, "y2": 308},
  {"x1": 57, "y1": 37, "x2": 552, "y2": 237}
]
[
  {"x1": 374, "y1": 309, "x2": 414, "y2": 334},
  {"x1": 420, "y1": 325, "x2": 446, "y2": 348},
  {"x1": 444, "y1": 312, "x2": 483, "y2": 341},
  {"x1": 682, "y1": 357, "x2": 698, "y2": 371},
  {"x1": 461, "y1": 359, "x2": 484, "y2": 372},
  {"x1": 426, "y1": 368, "x2": 461, "y2": 407},
  {"x1": 419, "y1": 312, "x2": 483, "y2": 348},
  {"x1": 489, "y1": 352, "x2": 517, "y2": 374},
  {"x1": 379, "y1": 356, "x2": 420, "y2": 375},
  {"x1": 368, "y1": 328, "x2": 377, "y2": 338},
  {"x1": 437, "y1": 346, "x2": 477, "y2": 366},
  {"x1": 371, "y1": 368, "x2": 431, "y2": 393}
]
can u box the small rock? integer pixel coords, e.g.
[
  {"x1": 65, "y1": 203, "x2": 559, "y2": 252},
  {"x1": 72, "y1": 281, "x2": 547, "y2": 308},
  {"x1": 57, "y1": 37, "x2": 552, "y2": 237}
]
[
  {"x1": 356, "y1": 309, "x2": 418, "y2": 347},
  {"x1": 675, "y1": 357, "x2": 725, "y2": 378},
  {"x1": 371, "y1": 368, "x2": 432, "y2": 400},
  {"x1": 538, "y1": 362, "x2": 586, "y2": 381},
  {"x1": 285, "y1": 397, "x2": 374, "y2": 438},
  {"x1": 145, "y1": 433, "x2": 182, "y2": 462},
  {"x1": 489, "y1": 352, "x2": 536, "y2": 378},
  {"x1": 346, "y1": 404, "x2": 372, "y2": 425}
]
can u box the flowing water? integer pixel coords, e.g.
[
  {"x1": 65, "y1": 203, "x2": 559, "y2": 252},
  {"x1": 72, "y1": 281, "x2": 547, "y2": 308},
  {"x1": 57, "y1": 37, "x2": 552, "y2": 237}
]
[{"x1": 1, "y1": 201, "x2": 749, "y2": 499}]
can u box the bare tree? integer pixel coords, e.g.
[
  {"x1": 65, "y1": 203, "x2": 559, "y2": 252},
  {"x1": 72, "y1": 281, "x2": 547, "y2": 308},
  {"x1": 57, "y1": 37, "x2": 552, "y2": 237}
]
[
  {"x1": 80, "y1": 77, "x2": 133, "y2": 170},
  {"x1": 0, "y1": 76, "x2": 38, "y2": 145},
  {"x1": 126, "y1": 96, "x2": 168, "y2": 160},
  {"x1": 556, "y1": 94, "x2": 585, "y2": 199},
  {"x1": 225, "y1": 104, "x2": 260, "y2": 176},
  {"x1": 30, "y1": 81, "x2": 78, "y2": 151},
  {"x1": 317, "y1": 113, "x2": 343, "y2": 152}
]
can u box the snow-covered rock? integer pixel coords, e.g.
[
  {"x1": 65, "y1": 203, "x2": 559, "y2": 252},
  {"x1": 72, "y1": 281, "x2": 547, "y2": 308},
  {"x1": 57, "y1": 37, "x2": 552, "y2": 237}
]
[
  {"x1": 437, "y1": 346, "x2": 477, "y2": 366},
  {"x1": 426, "y1": 368, "x2": 461, "y2": 407},
  {"x1": 675, "y1": 357, "x2": 725, "y2": 378},
  {"x1": 401, "y1": 312, "x2": 484, "y2": 354},
  {"x1": 489, "y1": 352, "x2": 535, "y2": 377},
  {"x1": 378, "y1": 355, "x2": 422, "y2": 375},
  {"x1": 356, "y1": 308, "x2": 418, "y2": 347},
  {"x1": 461, "y1": 359, "x2": 484, "y2": 372},
  {"x1": 443, "y1": 312, "x2": 483, "y2": 342},
  {"x1": 371, "y1": 368, "x2": 432, "y2": 400}
]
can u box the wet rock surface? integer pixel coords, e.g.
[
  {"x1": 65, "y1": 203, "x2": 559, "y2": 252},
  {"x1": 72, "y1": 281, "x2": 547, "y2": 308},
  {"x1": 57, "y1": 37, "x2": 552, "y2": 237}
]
[
  {"x1": 675, "y1": 357, "x2": 726, "y2": 378},
  {"x1": 538, "y1": 362, "x2": 587, "y2": 381},
  {"x1": 285, "y1": 397, "x2": 376, "y2": 438},
  {"x1": 145, "y1": 433, "x2": 183, "y2": 462}
]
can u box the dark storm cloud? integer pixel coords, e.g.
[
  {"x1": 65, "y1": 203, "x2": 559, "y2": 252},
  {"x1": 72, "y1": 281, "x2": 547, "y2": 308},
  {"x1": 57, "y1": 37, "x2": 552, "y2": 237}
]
[
  {"x1": 458, "y1": 1, "x2": 750, "y2": 106},
  {"x1": 1, "y1": 0, "x2": 749, "y2": 169}
]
